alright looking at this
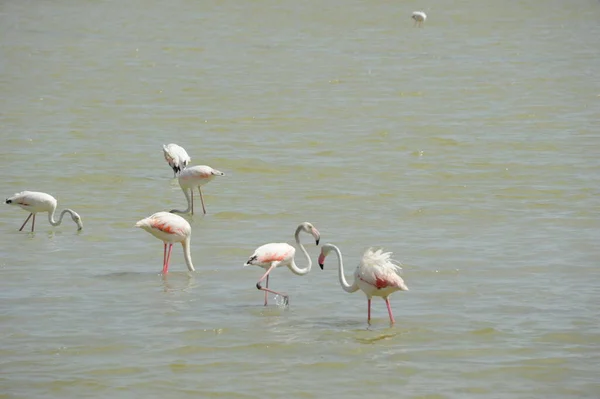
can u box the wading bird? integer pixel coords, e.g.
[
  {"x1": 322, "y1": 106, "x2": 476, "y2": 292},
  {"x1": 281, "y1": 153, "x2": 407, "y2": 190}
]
[
  {"x1": 5, "y1": 191, "x2": 83, "y2": 232},
  {"x1": 244, "y1": 222, "x2": 321, "y2": 305},
  {"x1": 412, "y1": 11, "x2": 427, "y2": 27},
  {"x1": 135, "y1": 211, "x2": 194, "y2": 274},
  {"x1": 170, "y1": 165, "x2": 224, "y2": 215},
  {"x1": 163, "y1": 143, "x2": 191, "y2": 178},
  {"x1": 318, "y1": 244, "x2": 408, "y2": 324}
]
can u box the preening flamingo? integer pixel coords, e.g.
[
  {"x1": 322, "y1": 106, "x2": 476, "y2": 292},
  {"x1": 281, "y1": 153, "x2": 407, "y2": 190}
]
[
  {"x1": 5, "y1": 191, "x2": 83, "y2": 232},
  {"x1": 411, "y1": 11, "x2": 427, "y2": 27},
  {"x1": 318, "y1": 244, "x2": 408, "y2": 324},
  {"x1": 163, "y1": 143, "x2": 191, "y2": 178},
  {"x1": 135, "y1": 211, "x2": 194, "y2": 274},
  {"x1": 170, "y1": 165, "x2": 224, "y2": 215},
  {"x1": 244, "y1": 222, "x2": 321, "y2": 305}
]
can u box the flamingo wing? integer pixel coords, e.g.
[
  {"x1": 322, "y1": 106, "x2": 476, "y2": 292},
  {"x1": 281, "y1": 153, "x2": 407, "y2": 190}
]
[
  {"x1": 136, "y1": 211, "x2": 191, "y2": 240},
  {"x1": 244, "y1": 243, "x2": 295, "y2": 267},
  {"x1": 163, "y1": 144, "x2": 191, "y2": 170},
  {"x1": 5, "y1": 191, "x2": 55, "y2": 212},
  {"x1": 357, "y1": 248, "x2": 408, "y2": 290}
]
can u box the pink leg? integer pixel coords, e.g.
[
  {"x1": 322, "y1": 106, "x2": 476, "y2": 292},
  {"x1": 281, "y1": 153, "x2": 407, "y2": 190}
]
[
  {"x1": 163, "y1": 243, "x2": 173, "y2": 274},
  {"x1": 19, "y1": 213, "x2": 33, "y2": 231},
  {"x1": 198, "y1": 187, "x2": 207, "y2": 214},
  {"x1": 367, "y1": 298, "x2": 372, "y2": 324},
  {"x1": 385, "y1": 297, "x2": 396, "y2": 324},
  {"x1": 256, "y1": 264, "x2": 288, "y2": 304},
  {"x1": 163, "y1": 243, "x2": 168, "y2": 270},
  {"x1": 31, "y1": 214, "x2": 36, "y2": 232}
]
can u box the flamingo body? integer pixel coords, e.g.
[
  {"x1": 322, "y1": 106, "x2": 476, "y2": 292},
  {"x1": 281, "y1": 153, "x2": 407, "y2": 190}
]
[
  {"x1": 171, "y1": 165, "x2": 225, "y2": 215},
  {"x1": 245, "y1": 243, "x2": 296, "y2": 270},
  {"x1": 412, "y1": 11, "x2": 427, "y2": 27},
  {"x1": 163, "y1": 143, "x2": 191, "y2": 177},
  {"x1": 319, "y1": 244, "x2": 408, "y2": 324},
  {"x1": 354, "y1": 249, "x2": 408, "y2": 298},
  {"x1": 135, "y1": 211, "x2": 194, "y2": 273},
  {"x1": 5, "y1": 191, "x2": 83, "y2": 232},
  {"x1": 244, "y1": 222, "x2": 321, "y2": 305}
]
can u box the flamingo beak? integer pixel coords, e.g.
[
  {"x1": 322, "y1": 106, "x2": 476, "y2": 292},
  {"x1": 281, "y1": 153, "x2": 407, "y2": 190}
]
[
  {"x1": 313, "y1": 228, "x2": 321, "y2": 246},
  {"x1": 318, "y1": 253, "x2": 325, "y2": 270}
]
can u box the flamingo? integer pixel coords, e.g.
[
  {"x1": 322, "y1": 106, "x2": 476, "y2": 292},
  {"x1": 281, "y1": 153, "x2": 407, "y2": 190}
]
[
  {"x1": 163, "y1": 143, "x2": 191, "y2": 178},
  {"x1": 5, "y1": 191, "x2": 83, "y2": 232},
  {"x1": 135, "y1": 211, "x2": 194, "y2": 274},
  {"x1": 244, "y1": 222, "x2": 321, "y2": 306},
  {"x1": 411, "y1": 11, "x2": 427, "y2": 27},
  {"x1": 170, "y1": 165, "x2": 224, "y2": 215},
  {"x1": 318, "y1": 244, "x2": 408, "y2": 324}
]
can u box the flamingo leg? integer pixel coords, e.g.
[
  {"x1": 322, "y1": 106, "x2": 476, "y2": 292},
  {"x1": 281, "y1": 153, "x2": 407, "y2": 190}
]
[
  {"x1": 162, "y1": 243, "x2": 168, "y2": 270},
  {"x1": 367, "y1": 298, "x2": 372, "y2": 324},
  {"x1": 163, "y1": 243, "x2": 173, "y2": 274},
  {"x1": 19, "y1": 213, "x2": 33, "y2": 231},
  {"x1": 198, "y1": 187, "x2": 207, "y2": 214},
  {"x1": 31, "y1": 214, "x2": 35, "y2": 232},
  {"x1": 385, "y1": 297, "x2": 396, "y2": 324},
  {"x1": 264, "y1": 275, "x2": 269, "y2": 306},
  {"x1": 256, "y1": 264, "x2": 288, "y2": 305},
  {"x1": 190, "y1": 189, "x2": 194, "y2": 215}
]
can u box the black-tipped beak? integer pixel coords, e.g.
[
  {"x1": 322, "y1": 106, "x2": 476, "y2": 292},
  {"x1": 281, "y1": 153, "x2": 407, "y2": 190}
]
[
  {"x1": 315, "y1": 238, "x2": 320, "y2": 246},
  {"x1": 5, "y1": 199, "x2": 11, "y2": 204},
  {"x1": 319, "y1": 263, "x2": 324, "y2": 270}
]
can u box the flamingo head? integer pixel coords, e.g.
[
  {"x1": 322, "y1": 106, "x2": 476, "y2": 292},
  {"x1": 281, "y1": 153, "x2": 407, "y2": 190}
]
[
  {"x1": 71, "y1": 211, "x2": 83, "y2": 231},
  {"x1": 298, "y1": 222, "x2": 320, "y2": 245},
  {"x1": 317, "y1": 244, "x2": 335, "y2": 270}
]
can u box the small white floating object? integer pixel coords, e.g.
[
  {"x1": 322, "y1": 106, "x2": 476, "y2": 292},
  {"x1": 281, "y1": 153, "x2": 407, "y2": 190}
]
[{"x1": 412, "y1": 11, "x2": 427, "y2": 27}]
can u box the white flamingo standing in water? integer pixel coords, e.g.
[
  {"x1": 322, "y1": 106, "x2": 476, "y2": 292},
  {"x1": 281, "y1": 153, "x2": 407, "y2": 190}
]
[
  {"x1": 318, "y1": 244, "x2": 408, "y2": 324},
  {"x1": 135, "y1": 211, "x2": 194, "y2": 274},
  {"x1": 411, "y1": 11, "x2": 427, "y2": 27},
  {"x1": 170, "y1": 165, "x2": 225, "y2": 215},
  {"x1": 5, "y1": 191, "x2": 83, "y2": 232},
  {"x1": 244, "y1": 222, "x2": 321, "y2": 305},
  {"x1": 163, "y1": 143, "x2": 191, "y2": 178}
]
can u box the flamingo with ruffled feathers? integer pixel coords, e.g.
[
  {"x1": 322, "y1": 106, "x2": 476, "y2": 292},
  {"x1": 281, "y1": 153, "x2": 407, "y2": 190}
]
[
  {"x1": 244, "y1": 222, "x2": 321, "y2": 305},
  {"x1": 5, "y1": 191, "x2": 83, "y2": 232},
  {"x1": 170, "y1": 165, "x2": 224, "y2": 215},
  {"x1": 135, "y1": 211, "x2": 194, "y2": 274},
  {"x1": 163, "y1": 143, "x2": 191, "y2": 178},
  {"x1": 318, "y1": 244, "x2": 408, "y2": 324}
]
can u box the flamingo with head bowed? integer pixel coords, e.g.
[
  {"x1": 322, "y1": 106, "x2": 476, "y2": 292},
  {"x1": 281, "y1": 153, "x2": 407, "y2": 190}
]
[
  {"x1": 135, "y1": 211, "x2": 194, "y2": 274},
  {"x1": 318, "y1": 244, "x2": 408, "y2": 324},
  {"x1": 170, "y1": 165, "x2": 224, "y2": 215},
  {"x1": 5, "y1": 191, "x2": 83, "y2": 232},
  {"x1": 163, "y1": 143, "x2": 191, "y2": 178},
  {"x1": 244, "y1": 222, "x2": 321, "y2": 305},
  {"x1": 411, "y1": 11, "x2": 427, "y2": 27}
]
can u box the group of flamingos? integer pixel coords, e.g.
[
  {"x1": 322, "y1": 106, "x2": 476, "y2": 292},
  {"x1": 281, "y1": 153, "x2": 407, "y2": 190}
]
[{"x1": 5, "y1": 143, "x2": 408, "y2": 324}]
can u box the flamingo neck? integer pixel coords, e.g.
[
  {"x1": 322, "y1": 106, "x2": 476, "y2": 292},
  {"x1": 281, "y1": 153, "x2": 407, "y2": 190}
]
[
  {"x1": 171, "y1": 187, "x2": 192, "y2": 214},
  {"x1": 287, "y1": 226, "x2": 312, "y2": 276},
  {"x1": 330, "y1": 244, "x2": 359, "y2": 293},
  {"x1": 48, "y1": 208, "x2": 70, "y2": 227},
  {"x1": 182, "y1": 236, "x2": 195, "y2": 272}
]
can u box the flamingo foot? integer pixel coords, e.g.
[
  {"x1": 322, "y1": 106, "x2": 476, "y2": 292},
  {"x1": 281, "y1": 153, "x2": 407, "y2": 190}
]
[{"x1": 256, "y1": 283, "x2": 289, "y2": 306}]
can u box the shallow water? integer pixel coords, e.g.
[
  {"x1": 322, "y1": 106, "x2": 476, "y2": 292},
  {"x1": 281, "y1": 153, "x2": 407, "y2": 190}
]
[{"x1": 1, "y1": 0, "x2": 600, "y2": 398}]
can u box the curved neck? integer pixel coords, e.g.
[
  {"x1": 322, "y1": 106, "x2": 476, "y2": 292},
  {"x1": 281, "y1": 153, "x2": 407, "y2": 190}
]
[
  {"x1": 287, "y1": 226, "x2": 312, "y2": 276},
  {"x1": 330, "y1": 244, "x2": 359, "y2": 293},
  {"x1": 171, "y1": 187, "x2": 192, "y2": 214},
  {"x1": 48, "y1": 208, "x2": 72, "y2": 227},
  {"x1": 182, "y1": 236, "x2": 195, "y2": 272}
]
